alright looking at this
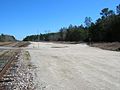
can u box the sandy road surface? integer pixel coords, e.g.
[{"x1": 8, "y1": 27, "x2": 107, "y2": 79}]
[{"x1": 26, "y1": 42, "x2": 120, "y2": 90}]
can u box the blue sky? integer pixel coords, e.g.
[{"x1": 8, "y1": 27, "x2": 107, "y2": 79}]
[{"x1": 0, "y1": 0, "x2": 120, "y2": 40}]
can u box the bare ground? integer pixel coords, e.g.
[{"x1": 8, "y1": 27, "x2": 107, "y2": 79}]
[{"x1": 26, "y1": 42, "x2": 120, "y2": 90}]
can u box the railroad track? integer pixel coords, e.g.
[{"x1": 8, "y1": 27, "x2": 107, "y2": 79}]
[{"x1": 0, "y1": 49, "x2": 21, "y2": 89}]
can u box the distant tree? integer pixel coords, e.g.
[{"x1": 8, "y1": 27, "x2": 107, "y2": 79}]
[
  {"x1": 108, "y1": 10, "x2": 115, "y2": 16},
  {"x1": 84, "y1": 17, "x2": 92, "y2": 27},
  {"x1": 23, "y1": 4, "x2": 120, "y2": 42},
  {"x1": 59, "y1": 28, "x2": 64, "y2": 41},
  {"x1": 100, "y1": 8, "x2": 109, "y2": 18},
  {"x1": 78, "y1": 24, "x2": 84, "y2": 29},
  {"x1": 116, "y1": 4, "x2": 120, "y2": 15},
  {"x1": 1, "y1": 34, "x2": 4, "y2": 37},
  {"x1": 68, "y1": 24, "x2": 73, "y2": 30},
  {"x1": 100, "y1": 8, "x2": 115, "y2": 18},
  {"x1": 0, "y1": 34, "x2": 16, "y2": 42}
]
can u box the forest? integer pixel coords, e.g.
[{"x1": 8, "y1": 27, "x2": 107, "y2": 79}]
[{"x1": 23, "y1": 4, "x2": 120, "y2": 42}]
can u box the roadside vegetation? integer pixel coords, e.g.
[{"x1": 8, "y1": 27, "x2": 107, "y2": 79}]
[{"x1": 23, "y1": 4, "x2": 120, "y2": 43}]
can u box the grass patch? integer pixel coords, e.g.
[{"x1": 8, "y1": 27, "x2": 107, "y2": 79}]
[{"x1": 24, "y1": 51, "x2": 31, "y2": 60}]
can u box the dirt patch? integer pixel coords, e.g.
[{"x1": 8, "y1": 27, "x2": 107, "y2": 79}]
[{"x1": 51, "y1": 46, "x2": 68, "y2": 48}]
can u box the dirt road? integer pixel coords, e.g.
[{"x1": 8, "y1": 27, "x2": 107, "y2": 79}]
[{"x1": 26, "y1": 42, "x2": 120, "y2": 90}]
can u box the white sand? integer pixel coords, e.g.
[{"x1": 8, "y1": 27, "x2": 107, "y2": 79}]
[{"x1": 26, "y1": 42, "x2": 120, "y2": 90}]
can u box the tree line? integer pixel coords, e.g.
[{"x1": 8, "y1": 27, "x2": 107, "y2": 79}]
[
  {"x1": 23, "y1": 4, "x2": 120, "y2": 42},
  {"x1": 0, "y1": 34, "x2": 16, "y2": 42}
]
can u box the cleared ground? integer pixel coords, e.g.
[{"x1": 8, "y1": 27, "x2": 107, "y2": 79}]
[{"x1": 27, "y1": 42, "x2": 120, "y2": 90}]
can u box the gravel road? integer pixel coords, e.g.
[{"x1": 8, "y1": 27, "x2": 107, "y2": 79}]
[{"x1": 26, "y1": 42, "x2": 120, "y2": 90}]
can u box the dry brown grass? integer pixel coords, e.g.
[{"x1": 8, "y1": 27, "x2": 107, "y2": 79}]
[
  {"x1": 0, "y1": 42, "x2": 13, "y2": 46},
  {"x1": 90, "y1": 42, "x2": 120, "y2": 51}
]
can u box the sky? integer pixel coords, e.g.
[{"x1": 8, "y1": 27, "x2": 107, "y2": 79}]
[{"x1": 0, "y1": 0, "x2": 120, "y2": 40}]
